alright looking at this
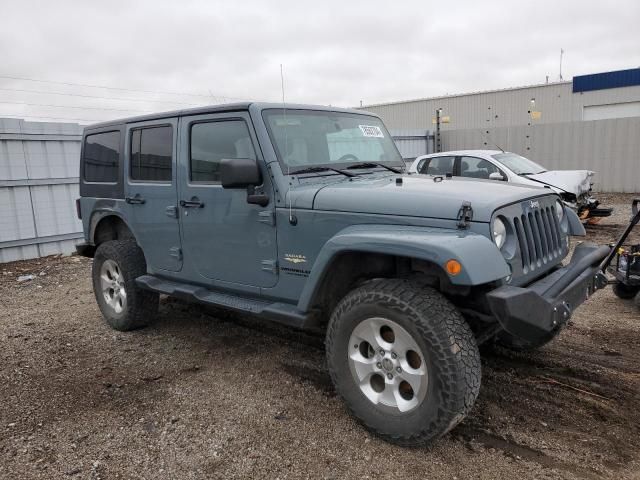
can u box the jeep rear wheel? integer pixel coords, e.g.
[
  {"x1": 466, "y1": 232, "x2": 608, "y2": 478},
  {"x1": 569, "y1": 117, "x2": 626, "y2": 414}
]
[
  {"x1": 325, "y1": 279, "x2": 481, "y2": 446},
  {"x1": 92, "y1": 240, "x2": 158, "y2": 331}
]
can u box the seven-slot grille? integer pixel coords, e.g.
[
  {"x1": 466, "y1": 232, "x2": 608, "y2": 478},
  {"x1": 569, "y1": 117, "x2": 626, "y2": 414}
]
[{"x1": 513, "y1": 205, "x2": 563, "y2": 273}]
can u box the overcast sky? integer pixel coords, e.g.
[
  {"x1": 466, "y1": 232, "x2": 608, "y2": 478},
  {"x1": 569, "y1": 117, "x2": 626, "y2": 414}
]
[{"x1": 0, "y1": 0, "x2": 638, "y2": 123}]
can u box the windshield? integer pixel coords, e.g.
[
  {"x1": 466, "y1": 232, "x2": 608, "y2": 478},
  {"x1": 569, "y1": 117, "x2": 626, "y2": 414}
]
[
  {"x1": 263, "y1": 109, "x2": 404, "y2": 172},
  {"x1": 492, "y1": 152, "x2": 546, "y2": 175}
]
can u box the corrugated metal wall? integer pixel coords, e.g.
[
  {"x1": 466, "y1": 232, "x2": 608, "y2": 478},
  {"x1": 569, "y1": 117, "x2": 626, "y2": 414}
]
[
  {"x1": 440, "y1": 117, "x2": 640, "y2": 192},
  {"x1": 363, "y1": 83, "x2": 640, "y2": 129},
  {"x1": 0, "y1": 118, "x2": 83, "y2": 263}
]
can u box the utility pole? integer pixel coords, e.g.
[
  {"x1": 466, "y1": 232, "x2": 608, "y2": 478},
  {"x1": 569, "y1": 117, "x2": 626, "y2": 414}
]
[{"x1": 435, "y1": 108, "x2": 442, "y2": 153}]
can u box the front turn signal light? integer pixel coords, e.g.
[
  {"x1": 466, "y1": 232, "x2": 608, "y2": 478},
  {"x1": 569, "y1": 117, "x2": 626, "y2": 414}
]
[{"x1": 445, "y1": 259, "x2": 462, "y2": 276}]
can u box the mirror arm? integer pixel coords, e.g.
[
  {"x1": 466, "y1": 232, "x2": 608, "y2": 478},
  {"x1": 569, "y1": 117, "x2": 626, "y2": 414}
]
[{"x1": 246, "y1": 185, "x2": 269, "y2": 207}]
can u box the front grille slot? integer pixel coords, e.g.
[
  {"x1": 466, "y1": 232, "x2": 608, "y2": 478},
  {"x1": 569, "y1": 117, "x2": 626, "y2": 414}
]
[{"x1": 513, "y1": 204, "x2": 564, "y2": 273}]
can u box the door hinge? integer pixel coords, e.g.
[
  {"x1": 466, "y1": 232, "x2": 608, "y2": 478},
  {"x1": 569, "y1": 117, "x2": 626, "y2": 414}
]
[
  {"x1": 165, "y1": 205, "x2": 178, "y2": 218},
  {"x1": 457, "y1": 201, "x2": 473, "y2": 229},
  {"x1": 261, "y1": 259, "x2": 278, "y2": 274},
  {"x1": 169, "y1": 247, "x2": 182, "y2": 261},
  {"x1": 258, "y1": 210, "x2": 276, "y2": 226}
]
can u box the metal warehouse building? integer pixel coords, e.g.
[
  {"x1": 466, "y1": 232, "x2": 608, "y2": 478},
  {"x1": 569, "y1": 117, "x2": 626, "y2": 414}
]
[{"x1": 363, "y1": 68, "x2": 640, "y2": 193}]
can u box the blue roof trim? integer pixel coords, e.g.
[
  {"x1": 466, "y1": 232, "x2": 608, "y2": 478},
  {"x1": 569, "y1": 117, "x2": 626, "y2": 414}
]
[{"x1": 573, "y1": 68, "x2": 640, "y2": 93}]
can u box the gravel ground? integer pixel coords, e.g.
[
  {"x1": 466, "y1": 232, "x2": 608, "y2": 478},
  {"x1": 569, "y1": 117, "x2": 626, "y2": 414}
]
[{"x1": 1, "y1": 195, "x2": 639, "y2": 479}]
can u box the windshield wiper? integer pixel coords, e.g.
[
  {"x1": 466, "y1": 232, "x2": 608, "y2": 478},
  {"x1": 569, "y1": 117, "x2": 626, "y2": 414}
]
[
  {"x1": 345, "y1": 162, "x2": 404, "y2": 174},
  {"x1": 291, "y1": 166, "x2": 356, "y2": 177}
]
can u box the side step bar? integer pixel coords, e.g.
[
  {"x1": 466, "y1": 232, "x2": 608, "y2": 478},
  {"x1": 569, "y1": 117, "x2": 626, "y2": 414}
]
[{"x1": 135, "y1": 275, "x2": 320, "y2": 330}]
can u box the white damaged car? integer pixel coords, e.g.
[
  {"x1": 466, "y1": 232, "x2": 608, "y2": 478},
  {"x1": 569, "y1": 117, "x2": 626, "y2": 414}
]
[{"x1": 409, "y1": 150, "x2": 612, "y2": 222}]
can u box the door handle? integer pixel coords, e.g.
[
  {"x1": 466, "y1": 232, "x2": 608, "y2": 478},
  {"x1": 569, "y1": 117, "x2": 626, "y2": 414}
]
[
  {"x1": 125, "y1": 195, "x2": 146, "y2": 205},
  {"x1": 180, "y1": 198, "x2": 204, "y2": 208}
]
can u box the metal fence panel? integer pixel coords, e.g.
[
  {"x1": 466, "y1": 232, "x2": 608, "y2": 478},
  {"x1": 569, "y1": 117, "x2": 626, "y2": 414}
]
[
  {"x1": 439, "y1": 117, "x2": 640, "y2": 192},
  {"x1": 0, "y1": 118, "x2": 82, "y2": 263},
  {"x1": 390, "y1": 129, "x2": 433, "y2": 160}
]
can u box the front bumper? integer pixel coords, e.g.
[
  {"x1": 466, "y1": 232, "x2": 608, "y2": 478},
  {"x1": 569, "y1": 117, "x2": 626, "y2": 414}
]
[{"x1": 486, "y1": 242, "x2": 609, "y2": 343}]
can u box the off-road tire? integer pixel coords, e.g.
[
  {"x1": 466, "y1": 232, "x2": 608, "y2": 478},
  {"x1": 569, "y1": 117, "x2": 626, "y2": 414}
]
[
  {"x1": 613, "y1": 282, "x2": 639, "y2": 300},
  {"x1": 325, "y1": 278, "x2": 481, "y2": 446},
  {"x1": 92, "y1": 240, "x2": 158, "y2": 331}
]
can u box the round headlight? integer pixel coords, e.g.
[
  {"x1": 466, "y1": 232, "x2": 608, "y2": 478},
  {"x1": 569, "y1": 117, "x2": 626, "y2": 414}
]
[
  {"x1": 555, "y1": 200, "x2": 564, "y2": 222},
  {"x1": 492, "y1": 217, "x2": 507, "y2": 249}
]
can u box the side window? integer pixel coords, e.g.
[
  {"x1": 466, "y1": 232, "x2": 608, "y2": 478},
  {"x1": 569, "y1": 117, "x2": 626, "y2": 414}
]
[
  {"x1": 420, "y1": 156, "x2": 454, "y2": 175},
  {"x1": 130, "y1": 126, "x2": 173, "y2": 182},
  {"x1": 84, "y1": 131, "x2": 120, "y2": 183},
  {"x1": 190, "y1": 120, "x2": 256, "y2": 183},
  {"x1": 460, "y1": 156, "x2": 501, "y2": 180}
]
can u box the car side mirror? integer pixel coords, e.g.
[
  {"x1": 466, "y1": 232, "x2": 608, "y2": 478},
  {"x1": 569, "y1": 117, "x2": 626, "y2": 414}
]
[
  {"x1": 489, "y1": 172, "x2": 505, "y2": 181},
  {"x1": 220, "y1": 158, "x2": 262, "y2": 188},
  {"x1": 220, "y1": 158, "x2": 269, "y2": 207}
]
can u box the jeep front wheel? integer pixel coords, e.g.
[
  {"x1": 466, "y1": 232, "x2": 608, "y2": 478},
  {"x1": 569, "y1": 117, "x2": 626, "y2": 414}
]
[
  {"x1": 92, "y1": 240, "x2": 158, "y2": 331},
  {"x1": 325, "y1": 279, "x2": 481, "y2": 446}
]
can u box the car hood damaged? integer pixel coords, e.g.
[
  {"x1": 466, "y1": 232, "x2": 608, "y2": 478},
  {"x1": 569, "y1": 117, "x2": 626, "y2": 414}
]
[{"x1": 527, "y1": 170, "x2": 594, "y2": 197}]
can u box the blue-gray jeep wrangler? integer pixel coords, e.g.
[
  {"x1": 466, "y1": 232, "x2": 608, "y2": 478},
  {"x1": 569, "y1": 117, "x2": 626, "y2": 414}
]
[{"x1": 76, "y1": 103, "x2": 609, "y2": 446}]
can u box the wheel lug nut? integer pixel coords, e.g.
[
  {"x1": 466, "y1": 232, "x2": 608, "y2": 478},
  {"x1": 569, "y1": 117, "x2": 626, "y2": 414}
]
[
  {"x1": 379, "y1": 349, "x2": 385, "y2": 356},
  {"x1": 387, "y1": 373, "x2": 393, "y2": 380},
  {"x1": 391, "y1": 352, "x2": 397, "y2": 359},
  {"x1": 396, "y1": 366, "x2": 402, "y2": 373},
  {"x1": 376, "y1": 362, "x2": 382, "y2": 369}
]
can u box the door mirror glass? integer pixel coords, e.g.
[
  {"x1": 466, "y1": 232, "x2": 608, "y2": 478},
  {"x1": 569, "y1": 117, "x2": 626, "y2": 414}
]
[
  {"x1": 220, "y1": 158, "x2": 262, "y2": 188},
  {"x1": 489, "y1": 172, "x2": 505, "y2": 181}
]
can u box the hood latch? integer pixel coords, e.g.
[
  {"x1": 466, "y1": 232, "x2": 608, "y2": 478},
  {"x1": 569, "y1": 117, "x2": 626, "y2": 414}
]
[{"x1": 457, "y1": 201, "x2": 473, "y2": 229}]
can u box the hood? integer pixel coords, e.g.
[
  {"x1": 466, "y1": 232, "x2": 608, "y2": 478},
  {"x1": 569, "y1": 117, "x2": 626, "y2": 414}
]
[
  {"x1": 526, "y1": 170, "x2": 593, "y2": 196},
  {"x1": 289, "y1": 174, "x2": 553, "y2": 223}
]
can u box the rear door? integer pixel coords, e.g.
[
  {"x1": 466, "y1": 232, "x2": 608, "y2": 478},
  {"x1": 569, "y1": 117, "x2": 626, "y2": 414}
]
[{"x1": 124, "y1": 119, "x2": 182, "y2": 272}]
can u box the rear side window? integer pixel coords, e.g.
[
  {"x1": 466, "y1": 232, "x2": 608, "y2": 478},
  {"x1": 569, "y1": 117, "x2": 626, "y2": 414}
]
[
  {"x1": 84, "y1": 131, "x2": 120, "y2": 183},
  {"x1": 190, "y1": 120, "x2": 255, "y2": 183},
  {"x1": 130, "y1": 126, "x2": 173, "y2": 182},
  {"x1": 419, "y1": 156, "x2": 454, "y2": 175}
]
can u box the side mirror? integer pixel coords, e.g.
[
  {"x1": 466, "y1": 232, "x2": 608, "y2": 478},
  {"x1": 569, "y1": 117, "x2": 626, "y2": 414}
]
[
  {"x1": 220, "y1": 158, "x2": 262, "y2": 189},
  {"x1": 220, "y1": 158, "x2": 269, "y2": 207},
  {"x1": 489, "y1": 172, "x2": 505, "y2": 181}
]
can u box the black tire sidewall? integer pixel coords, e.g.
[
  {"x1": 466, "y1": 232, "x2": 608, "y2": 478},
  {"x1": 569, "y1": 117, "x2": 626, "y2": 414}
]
[
  {"x1": 326, "y1": 280, "x2": 480, "y2": 445},
  {"x1": 613, "y1": 282, "x2": 639, "y2": 300},
  {"x1": 330, "y1": 302, "x2": 452, "y2": 436},
  {"x1": 92, "y1": 240, "x2": 156, "y2": 331}
]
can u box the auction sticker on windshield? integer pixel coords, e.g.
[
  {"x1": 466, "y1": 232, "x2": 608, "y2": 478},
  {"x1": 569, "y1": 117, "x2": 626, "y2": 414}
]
[{"x1": 359, "y1": 125, "x2": 384, "y2": 138}]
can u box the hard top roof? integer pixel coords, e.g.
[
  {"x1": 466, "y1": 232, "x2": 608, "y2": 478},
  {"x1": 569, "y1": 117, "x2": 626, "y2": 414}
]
[{"x1": 84, "y1": 102, "x2": 377, "y2": 130}]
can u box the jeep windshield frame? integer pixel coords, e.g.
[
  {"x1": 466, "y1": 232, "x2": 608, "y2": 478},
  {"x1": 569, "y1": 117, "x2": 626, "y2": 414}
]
[{"x1": 262, "y1": 109, "x2": 405, "y2": 175}]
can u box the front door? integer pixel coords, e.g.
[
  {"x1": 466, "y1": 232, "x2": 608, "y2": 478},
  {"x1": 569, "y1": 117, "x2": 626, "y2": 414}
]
[
  {"x1": 124, "y1": 119, "x2": 182, "y2": 272},
  {"x1": 177, "y1": 112, "x2": 278, "y2": 288}
]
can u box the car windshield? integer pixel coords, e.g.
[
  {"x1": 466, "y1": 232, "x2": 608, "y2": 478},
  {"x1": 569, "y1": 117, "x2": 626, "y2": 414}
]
[
  {"x1": 263, "y1": 109, "x2": 404, "y2": 172},
  {"x1": 491, "y1": 152, "x2": 546, "y2": 175}
]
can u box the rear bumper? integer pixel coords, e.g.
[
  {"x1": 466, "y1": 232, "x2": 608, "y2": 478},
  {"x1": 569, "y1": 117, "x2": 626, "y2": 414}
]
[
  {"x1": 486, "y1": 243, "x2": 609, "y2": 342},
  {"x1": 75, "y1": 242, "x2": 96, "y2": 258}
]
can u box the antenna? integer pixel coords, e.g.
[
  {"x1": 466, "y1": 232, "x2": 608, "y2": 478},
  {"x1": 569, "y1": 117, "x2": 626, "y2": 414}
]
[
  {"x1": 280, "y1": 64, "x2": 295, "y2": 224},
  {"x1": 479, "y1": 129, "x2": 505, "y2": 153}
]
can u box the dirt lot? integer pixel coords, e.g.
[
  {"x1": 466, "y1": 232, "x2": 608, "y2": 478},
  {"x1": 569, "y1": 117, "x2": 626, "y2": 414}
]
[{"x1": 1, "y1": 195, "x2": 639, "y2": 479}]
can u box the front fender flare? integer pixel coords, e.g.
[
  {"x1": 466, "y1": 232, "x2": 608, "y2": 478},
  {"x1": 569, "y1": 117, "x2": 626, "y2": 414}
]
[{"x1": 297, "y1": 224, "x2": 510, "y2": 312}]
